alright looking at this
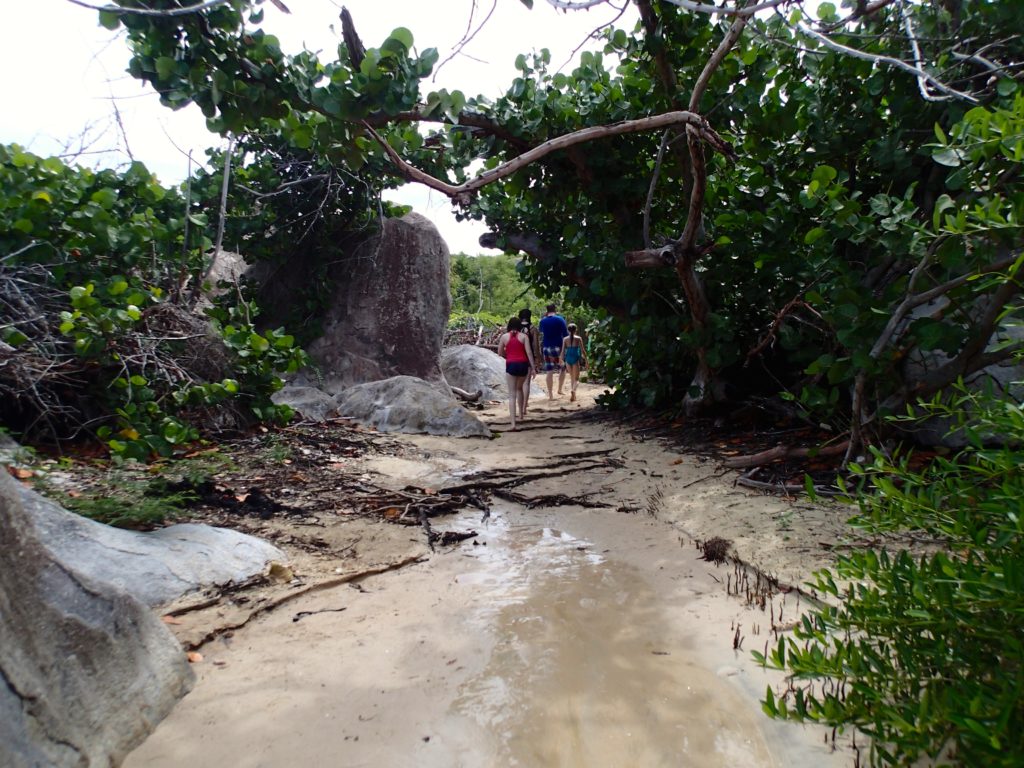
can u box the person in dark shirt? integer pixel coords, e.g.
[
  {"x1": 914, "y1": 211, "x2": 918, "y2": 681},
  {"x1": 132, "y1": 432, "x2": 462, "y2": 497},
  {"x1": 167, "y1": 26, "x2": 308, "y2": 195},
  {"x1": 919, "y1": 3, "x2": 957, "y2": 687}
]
[
  {"x1": 538, "y1": 303, "x2": 568, "y2": 399},
  {"x1": 518, "y1": 308, "x2": 542, "y2": 414}
]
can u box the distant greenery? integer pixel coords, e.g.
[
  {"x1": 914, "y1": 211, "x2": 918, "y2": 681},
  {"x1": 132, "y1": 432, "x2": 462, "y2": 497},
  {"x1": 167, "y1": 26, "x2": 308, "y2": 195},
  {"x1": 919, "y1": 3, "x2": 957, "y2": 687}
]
[
  {"x1": 449, "y1": 251, "x2": 596, "y2": 332},
  {"x1": 450, "y1": 252, "x2": 545, "y2": 325}
]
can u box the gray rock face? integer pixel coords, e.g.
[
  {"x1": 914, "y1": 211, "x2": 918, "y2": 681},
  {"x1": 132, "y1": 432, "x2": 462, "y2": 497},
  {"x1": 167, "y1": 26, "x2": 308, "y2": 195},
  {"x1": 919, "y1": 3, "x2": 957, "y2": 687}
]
[
  {"x1": 441, "y1": 345, "x2": 509, "y2": 401},
  {"x1": 307, "y1": 213, "x2": 451, "y2": 394},
  {"x1": 441, "y1": 345, "x2": 544, "y2": 401},
  {"x1": 0, "y1": 471, "x2": 194, "y2": 768},
  {"x1": 334, "y1": 376, "x2": 491, "y2": 437},
  {"x1": 11, "y1": 482, "x2": 284, "y2": 607},
  {"x1": 272, "y1": 385, "x2": 338, "y2": 422}
]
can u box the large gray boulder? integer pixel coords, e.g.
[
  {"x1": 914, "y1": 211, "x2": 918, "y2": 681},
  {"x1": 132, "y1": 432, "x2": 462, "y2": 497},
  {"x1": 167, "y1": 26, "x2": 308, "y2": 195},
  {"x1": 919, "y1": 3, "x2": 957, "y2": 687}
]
[
  {"x1": 11, "y1": 481, "x2": 284, "y2": 607},
  {"x1": 441, "y1": 344, "x2": 509, "y2": 401},
  {"x1": 441, "y1": 344, "x2": 543, "y2": 401},
  {"x1": 305, "y1": 212, "x2": 451, "y2": 394},
  {"x1": 334, "y1": 375, "x2": 491, "y2": 437},
  {"x1": 0, "y1": 471, "x2": 194, "y2": 768}
]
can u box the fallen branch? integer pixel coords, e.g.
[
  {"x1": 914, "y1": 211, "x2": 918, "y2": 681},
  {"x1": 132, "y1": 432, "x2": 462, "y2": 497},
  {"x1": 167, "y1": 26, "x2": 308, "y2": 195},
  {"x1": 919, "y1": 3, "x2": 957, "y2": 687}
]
[
  {"x1": 181, "y1": 555, "x2": 427, "y2": 649},
  {"x1": 493, "y1": 488, "x2": 613, "y2": 509},
  {"x1": 722, "y1": 440, "x2": 850, "y2": 469}
]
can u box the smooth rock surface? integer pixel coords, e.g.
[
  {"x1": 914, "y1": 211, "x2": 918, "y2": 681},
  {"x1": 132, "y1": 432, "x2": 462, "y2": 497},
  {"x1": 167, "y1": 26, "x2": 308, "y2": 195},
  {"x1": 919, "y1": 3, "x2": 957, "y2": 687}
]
[
  {"x1": 272, "y1": 385, "x2": 338, "y2": 422},
  {"x1": 306, "y1": 213, "x2": 451, "y2": 393},
  {"x1": 12, "y1": 482, "x2": 284, "y2": 607},
  {"x1": 0, "y1": 471, "x2": 193, "y2": 768},
  {"x1": 334, "y1": 375, "x2": 491, "y2": 437},
  {"x1": 441, "y1": 345, "x2": 544, "y2": 401}
]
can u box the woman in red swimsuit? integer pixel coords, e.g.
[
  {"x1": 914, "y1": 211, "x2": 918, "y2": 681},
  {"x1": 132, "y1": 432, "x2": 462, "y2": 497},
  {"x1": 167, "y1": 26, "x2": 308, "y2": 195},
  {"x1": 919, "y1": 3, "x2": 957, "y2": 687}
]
[{"x1": 496, "y1": 317, "x2": 535, "y2": 431}]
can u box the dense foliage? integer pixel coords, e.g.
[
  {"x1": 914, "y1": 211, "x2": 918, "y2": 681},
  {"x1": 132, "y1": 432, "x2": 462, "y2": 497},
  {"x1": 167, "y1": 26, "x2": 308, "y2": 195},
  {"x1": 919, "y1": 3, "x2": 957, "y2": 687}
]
[
  {"x1": 457, "y1": 3, "x2": 1023, "y2": 425},
  {"x1": 0, "y1": 144, "x2": 305, "y2": 459},
  {"x1": 757, "y1": 384, "x2": 1024, "y2": 765},
  {"x1": 449, "y1": 251, "x2": 595, "y2": 332}
]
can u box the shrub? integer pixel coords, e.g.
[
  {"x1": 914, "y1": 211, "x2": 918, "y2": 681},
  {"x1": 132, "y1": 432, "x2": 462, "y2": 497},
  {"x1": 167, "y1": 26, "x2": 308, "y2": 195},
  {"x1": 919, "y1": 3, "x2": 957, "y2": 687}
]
[{"x1": 756, "y1": 383, "x2": 1024, "y2": 765}]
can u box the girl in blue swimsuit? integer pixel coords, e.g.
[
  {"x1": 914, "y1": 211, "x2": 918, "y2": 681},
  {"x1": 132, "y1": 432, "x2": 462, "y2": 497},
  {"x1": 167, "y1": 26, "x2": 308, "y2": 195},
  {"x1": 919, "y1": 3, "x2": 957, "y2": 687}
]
[{"x1": 559, "y1": 323, "x2": 588, "y2": 402}]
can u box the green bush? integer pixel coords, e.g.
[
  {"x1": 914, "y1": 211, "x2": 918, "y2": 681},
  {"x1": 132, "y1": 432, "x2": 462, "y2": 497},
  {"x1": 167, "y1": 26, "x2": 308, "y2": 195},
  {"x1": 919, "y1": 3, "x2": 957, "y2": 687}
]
[
  {"x1": 1, "y1": 145, "x2": 306, "y2": 458},
  {"x1": 756, "y1": 383, "x2": 1024, "y2": 765}
]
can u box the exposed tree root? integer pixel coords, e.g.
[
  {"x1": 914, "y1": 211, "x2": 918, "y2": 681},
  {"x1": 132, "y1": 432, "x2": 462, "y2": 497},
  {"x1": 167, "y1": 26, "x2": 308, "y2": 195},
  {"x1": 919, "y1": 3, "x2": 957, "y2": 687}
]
[{"x1": 494, "y1": 488, "x2": 612, "y2": 509}]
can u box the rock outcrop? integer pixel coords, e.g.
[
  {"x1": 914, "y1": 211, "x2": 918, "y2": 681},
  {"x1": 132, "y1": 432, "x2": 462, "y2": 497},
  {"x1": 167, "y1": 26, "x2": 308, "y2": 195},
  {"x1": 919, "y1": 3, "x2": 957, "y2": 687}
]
[
  {"x1": 334, "y1": 376, "x2": 491, "y2": 437},
  {"x1": 0, "y1": 471, "x2": 194, "y2": 768},
  {"x1": 272, "y1": 385, "x2": 339, "y2": 423},
  {"x1": 305, "y1": 213, "x2": 451, "y2": 393},
  {"x1": 11, "y1": 481, "x2": 284, "y2": 607},
  {"x1": 441, "y1": 344, "x2": 543, "y2": 401}
]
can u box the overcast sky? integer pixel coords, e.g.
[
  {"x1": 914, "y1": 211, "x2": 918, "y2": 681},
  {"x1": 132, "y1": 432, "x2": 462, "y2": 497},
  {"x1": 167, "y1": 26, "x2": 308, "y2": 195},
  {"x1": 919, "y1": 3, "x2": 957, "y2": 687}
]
[{"x1": 2, "y1": 0, "x2": 637, "y2": 254}]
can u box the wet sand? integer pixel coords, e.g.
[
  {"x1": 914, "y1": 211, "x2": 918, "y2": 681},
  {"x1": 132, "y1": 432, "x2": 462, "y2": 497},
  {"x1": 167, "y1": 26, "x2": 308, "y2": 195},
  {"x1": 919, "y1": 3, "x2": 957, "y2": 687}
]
[{"x1": 126, "y1": 382, "x2": 851, "y2": 767}]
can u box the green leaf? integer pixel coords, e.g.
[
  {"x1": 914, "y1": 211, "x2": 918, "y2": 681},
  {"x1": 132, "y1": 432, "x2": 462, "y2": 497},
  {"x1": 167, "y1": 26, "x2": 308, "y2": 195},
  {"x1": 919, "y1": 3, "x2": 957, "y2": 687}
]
[
  {"x1": 249, "y1": 333, "x2": 270, "y2": 353},
  {"x1": 98, "y1": 10, "x2": 121, "y2": 30},
  {"x1": 932, "y1": 194, "x2": 956, "y2": 230},
  {"x1": 155, "y1": 56, "x2": 177, "y2": 80},
  {"x1": 997, "y1": 78, "x2": 1017, "y2": 97},
  {"x1": 811, "y1": 165, "x2": 837, "y2": 186},
  {"x1": 804, "y1": 227, "x2": 827, "y2": 245},
  {"x1": 932, "y1": 147, "x2": 961, "y2": 167},
  {"x1": 388, "y1": 27, "x2": 414, "y2": 51},
  {"x1": 90, "y1": 188, "x2": 118, "y2": 209}
]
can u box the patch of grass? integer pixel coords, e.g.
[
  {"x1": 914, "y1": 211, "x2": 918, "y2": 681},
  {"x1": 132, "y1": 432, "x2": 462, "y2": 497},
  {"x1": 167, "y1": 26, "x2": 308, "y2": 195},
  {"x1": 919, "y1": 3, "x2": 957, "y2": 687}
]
[
  {"x1": 260, "y1": 436, "x2": 292, "y2": 463},
  {"x1": 61, "y1": 486, "x2": 195, "y2": 529}
]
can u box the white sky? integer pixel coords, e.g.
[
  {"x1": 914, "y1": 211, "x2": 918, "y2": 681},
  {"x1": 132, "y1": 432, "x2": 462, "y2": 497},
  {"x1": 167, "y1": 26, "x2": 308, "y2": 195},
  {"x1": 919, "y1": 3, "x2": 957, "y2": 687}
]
[{"x1": 2, "y1": 0, "x2": 637, "y2": 255}]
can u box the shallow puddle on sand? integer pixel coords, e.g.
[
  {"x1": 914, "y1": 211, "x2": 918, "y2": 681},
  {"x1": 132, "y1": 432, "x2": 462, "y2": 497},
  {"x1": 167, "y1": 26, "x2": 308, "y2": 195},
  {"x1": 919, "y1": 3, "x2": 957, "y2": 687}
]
[
  {"x1": 449, "y1": 513, "x2": 774, "y2": 768},
  {"x1": 127, "y1": 503, "x2": 836, "y2": 768}
]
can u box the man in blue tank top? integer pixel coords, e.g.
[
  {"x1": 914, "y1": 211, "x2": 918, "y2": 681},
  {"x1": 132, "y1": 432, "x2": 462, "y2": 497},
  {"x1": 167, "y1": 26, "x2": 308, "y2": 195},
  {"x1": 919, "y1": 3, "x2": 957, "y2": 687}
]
[{"x1": 538, "y1": 303, "x2": 569, "y2": 399}]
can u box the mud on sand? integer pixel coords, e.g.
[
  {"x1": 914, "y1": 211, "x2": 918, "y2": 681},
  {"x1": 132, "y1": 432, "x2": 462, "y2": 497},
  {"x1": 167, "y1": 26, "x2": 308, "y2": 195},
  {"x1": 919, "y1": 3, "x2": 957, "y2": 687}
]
[{"x1": 127, "y1": 381, "x2": 859, "y2": 767}]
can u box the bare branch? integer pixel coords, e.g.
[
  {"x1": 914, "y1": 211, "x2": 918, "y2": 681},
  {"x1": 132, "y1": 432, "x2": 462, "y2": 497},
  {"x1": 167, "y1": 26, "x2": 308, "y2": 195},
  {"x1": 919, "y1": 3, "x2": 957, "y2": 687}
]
[
  {"x1": 901, "y1": 2, "x2": 952, "y2": 102},
  {"x1": 65, "y1": 0, "x2": 244, "y2": 17},
  {"x1": 792, "y1": 16, "x2": 981, "y2": 104},
  {"x1": 365, "y1": 111, "x2": 733, "y2": 204},
  {"x1": 434, "y1": 0, "x2": 497, "y2": 81},
  {"x1": 663, "y1": 0, "x2": 789, "y2": 17},
  {"x1": 642, "y1": 129, "x2": 671, "y2": 250}
]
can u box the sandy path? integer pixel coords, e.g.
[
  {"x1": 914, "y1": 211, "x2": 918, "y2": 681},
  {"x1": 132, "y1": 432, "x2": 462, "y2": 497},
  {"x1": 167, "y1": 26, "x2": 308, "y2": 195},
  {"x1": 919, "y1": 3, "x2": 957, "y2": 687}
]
[{"x1": 126, "y1": 382, "x2": 852, "y2": 767}]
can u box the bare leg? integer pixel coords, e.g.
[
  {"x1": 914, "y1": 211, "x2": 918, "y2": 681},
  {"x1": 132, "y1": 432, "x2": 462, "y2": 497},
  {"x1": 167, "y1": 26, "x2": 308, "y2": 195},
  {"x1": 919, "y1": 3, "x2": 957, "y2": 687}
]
[
  {"x1": 546, "y1": 370, "x2": 554, "y2": 399},
  {"x1": 506, "y1": 373, "x2": 519, "y2": 430},
  {"x1": 521, "y1": 373, "x2": 531, "y2": 415},
  {"x1": 569, "y1": 364, "x2": 580, "y2": 400},
  {"x1": 558, "y1": 367, "x2": 566, "y2": 394}
]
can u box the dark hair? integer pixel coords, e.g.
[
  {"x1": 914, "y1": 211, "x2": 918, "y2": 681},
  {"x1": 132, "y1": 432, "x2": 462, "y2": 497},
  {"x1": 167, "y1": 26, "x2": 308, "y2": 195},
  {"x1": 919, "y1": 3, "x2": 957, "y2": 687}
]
[
  {"x1": 568, "y1": 322, "x2": 578, "y2": 339},
  {"x1": 518, "y1": 308, "x2": 532, "y2": 321},
  {"x1": 507, "y1": 317, "x2": 522, "y2": 332},
  {"x1": 546, "y1": 303, "x2": 557, "y2": 312}
]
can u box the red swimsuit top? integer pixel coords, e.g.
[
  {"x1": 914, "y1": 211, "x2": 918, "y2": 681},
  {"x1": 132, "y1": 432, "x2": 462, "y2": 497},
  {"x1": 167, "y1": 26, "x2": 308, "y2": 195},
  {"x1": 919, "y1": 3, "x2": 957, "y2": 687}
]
[{"x1": 505, "y1": 332, "x2": 529, "y2": 363}]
